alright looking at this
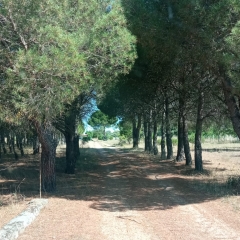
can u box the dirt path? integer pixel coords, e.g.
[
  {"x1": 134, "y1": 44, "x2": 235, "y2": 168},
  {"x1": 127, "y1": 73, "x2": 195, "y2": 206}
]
[{"x1": 18, "y1": 141, "x2": 240, "y2": 240}]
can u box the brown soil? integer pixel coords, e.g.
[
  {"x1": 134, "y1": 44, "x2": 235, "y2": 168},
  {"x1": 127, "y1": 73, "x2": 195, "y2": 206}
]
[{"x1": 1, "y1": 140, "x2": 240, "y2": 239}]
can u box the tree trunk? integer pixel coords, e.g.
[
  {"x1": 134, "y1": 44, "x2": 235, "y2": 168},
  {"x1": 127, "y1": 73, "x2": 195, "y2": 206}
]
[
  {"x1": 17, "y1": 135, "x2": 24, "y2": 156},
  {"x1": 176, "y1": 113, "x2": 184, "y2": 162},
  {"x1": 11, "y1": 134, "x2": 18, "y2": 160},
  {"x1": 143, "y1": 119, "x2": 149, "y2": 151},
  {"x1": 132, "y1": 114, "x2": 141, "y2": 149},
  {"x1": 74, "y1": 135, "x2": 80, "y2": 161},
  {"x1": 64, "y1": 110, "x2": 78, "y2": 174},
  {"x1": 148, "y1": 110, "x2": 153, "y2": 153},
  {"x1": 41, "y1": 142, "x2": 56, "y2": 192},
  {"x1": 7, "y1": 135, "x2": 12, "y2": 153},
  {"x1": 32, "y1": 120, "x2": 57, "y2": 192},
  {"x1": 165, "y1": 97, "x2": 173, "y2": 159},
  {"x1": 1, "y1": 133, "x2": 6, "y2": 154},
  {"x1": 65, "y1": 132, "x2": 79, "y2": 174},
  {"x1": 0, "y1": 136, "x2": 1, "y2": 160},
  {"x1": 153, "y1": 119, "x2": 158, "y2": 155},
  {"x1": 183, "y1": 115, "x2": 192, "y2": 165},
  {"x1": 195, "y1": 90, "x2": 204, "y2": 171},
  {"x1": 221, "y1": 71, "x2": 240, "y2": 139},
  {"x1": 160, "y1": 114, "x2": 166, "y2": 159},
  {"x1": 33, "y1": 135, "x2": 40, "y2": 154}
]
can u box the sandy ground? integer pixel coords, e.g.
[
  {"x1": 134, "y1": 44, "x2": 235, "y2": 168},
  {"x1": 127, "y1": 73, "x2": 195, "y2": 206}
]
[{"x1": 9, "y1": 140, "x2": 239, "y2": 240}]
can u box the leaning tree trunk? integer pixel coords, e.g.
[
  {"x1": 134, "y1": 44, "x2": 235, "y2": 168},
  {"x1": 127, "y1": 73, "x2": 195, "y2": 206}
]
[
  {"x1": 132, "y1": 114, "x2": 142, "y2": 149},
  {"x1": 160, "y1": 113, "x2": 166, "y2": 159},
  {"x1": 32, "y1": 120, "x2": 57, "y2": 192},
  {"x1": 165, "y1": 97, "x2": 173, "y2": 159},
  {"x1": 195, "y1": 90, "x2": 204, "y2": 171},
  {"x1": 183, "y1": 115, "x2": 192, "y2": 165},
  {"x1": 176, "y1": 112, "x2": 184, "y2": 162}
]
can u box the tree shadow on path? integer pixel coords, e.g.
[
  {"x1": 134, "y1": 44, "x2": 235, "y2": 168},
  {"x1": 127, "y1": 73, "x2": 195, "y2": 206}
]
[{"x1": 51, "y1": 146, "x2": 237, "y2": 212}]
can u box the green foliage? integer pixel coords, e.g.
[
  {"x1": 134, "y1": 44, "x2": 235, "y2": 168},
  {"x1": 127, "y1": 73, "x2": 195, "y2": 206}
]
[
  {"x1": 82, "y1": 136, "x2": 91, "y2": 142},
  {"x1": 171, "y1": 138, "x2": 178, "y2": 146},
  {"x1": 0, "y1": 0, "x2": 137, "y2": 123},
  {"x1": 88, "y1": 110, "x2": 117, "y2": 130},
  {"x1": 119, "y1": 135, "x2": 128, "y2": 146},
  {"x1": 119, "y1": 120, "x2": 132, "y2": 140},
  {"x1": 86, "y1": 131, "x2": 93, "y2": 139},
  {"x1": 77, "y1": 121, "x2": 85, "y2": 135}
]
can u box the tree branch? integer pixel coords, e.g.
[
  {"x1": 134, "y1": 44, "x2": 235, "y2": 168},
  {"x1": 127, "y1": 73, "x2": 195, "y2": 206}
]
[{"x1": 8, "y1": 9, "x2": 28, "y2": 51}]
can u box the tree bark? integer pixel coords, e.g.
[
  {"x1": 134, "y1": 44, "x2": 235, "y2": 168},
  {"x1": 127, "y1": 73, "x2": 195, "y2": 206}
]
[
  {"x1": 160, "y1": 113, "x2": 166, "y2": 159},
  {"x1": 221, "y1": 70, "x2": 240, "y2": 139},
  {"x1": 143, "y1": 119, "x2": 149, "y2": 151},
  {"x1": 65, "y1": 133, "x2": 79, "y2": 174},
  {"x1": 148, "y1": 110, "x2": 153, "y2": 153},
  {"x1": 0, "y1": 135, "x2": 1, "y2": 160},
  {"x1": 17, "y1": 135, "x2": 24, "y2": 156},
  {"x1": 32, "y1": 120, "x2": 57, "y2": 192},
  {"x1": 132, "y1": 114, "x2": 141, "y2": 149},
  {"x1": 33, "y1": 134, "x2": 40, "y2": 155},
  {"x1": 176, "y1": 113, "x2": 184, "y2": 162},
  {"x1": 194, "y1": 90, "x2": 204, "y2": 171},
  {"x1": 1, "y1": 133, "x2": 6, "y2": 154},
  {"x1": 165, "y1": 97, "x2": 173, "y2": 159},
  {"x1": 10, "y1": 134, "x2": 18, "y2": 160},
  {"x1": 183, "y1": 115, "x2": 192, "y2": 165},
  {"x1": 64, "y1": 110, "x2": 79, "y2": 174},
  {"x1": 153, "y1": 118, "x2": 158, "y2": 155}
]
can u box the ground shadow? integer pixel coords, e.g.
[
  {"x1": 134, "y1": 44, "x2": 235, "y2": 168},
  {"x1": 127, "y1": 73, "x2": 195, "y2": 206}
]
[{"x1": 0, "y1": 145, "x2": 239, "y2": 212}]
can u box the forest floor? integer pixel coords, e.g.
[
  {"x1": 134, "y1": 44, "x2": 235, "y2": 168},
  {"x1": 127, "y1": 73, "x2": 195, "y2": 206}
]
[{"x1": 0, "y1": 139, "x2": 240, "y2": 239}]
